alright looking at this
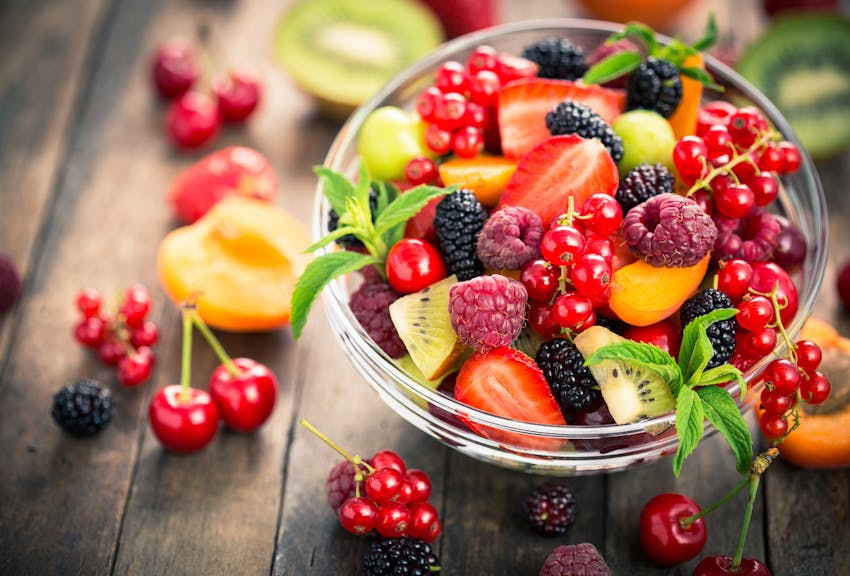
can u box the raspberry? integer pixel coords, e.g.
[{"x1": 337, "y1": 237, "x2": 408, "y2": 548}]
[
  {"x1": 51, "y1": 379, "x2": 112, "y2": 436},
  {"x1": 433, "y1": 190, "x2": 488, "y2": 281},
  {"x1": 362, "y1": 537, "x2": 439, "y2": 576},
  {"x1": 545, "y1": 101, "x2": 624, "y2": 163},
  {"x1": 626, "y1": 58, "x2": 683, "y2": 119},
  {"x1": 713, "y1": 210, "x2": 780, "y2": 263},
  {"x1": 623, "y1": 193, "x2": 717, "y2": 267},
  {"x1": 0, "y1": 254, "x2": 22, "y2": 314},
  {"x1": 616, "y1": 163, "x2": 675, "y2": 215},
  {"x1": 326, "y1": 459, "x2": 361, "y2": 512},
  {"x1": 349, "y1": 281, "x2": 406, "y2": 358},
  {"x1": 476, "y1": 206, "x2": 543, "y2": 270},
  {"x1": 449, "y1": 274, "x2": 527, "y2": 352},
  {"x1": 523, "y1": 482, "x2": 577, "y2": 536},
  {"x1": 540, "y1": 543, "x2": 612, "y2": 576},
  {"x1": 681, "y1": 288, "x2": 737, "y2": 370},
  {"x1": 521, "y1": 37, "x2": 588, "y2": 80},
  {"x1": 535, "y1": 338, "x2": 600, "y2": 419}
]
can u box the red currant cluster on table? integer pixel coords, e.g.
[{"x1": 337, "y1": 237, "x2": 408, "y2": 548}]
[
  {"x1": 307, "y1": 421, "x2": 442, "y2": 543},
  {"x1": 151, "y1": 37, "x2": 262, "y2": 149},
  {"x1": 73, "y1": 285, "x2": 158, "y2": 387}
]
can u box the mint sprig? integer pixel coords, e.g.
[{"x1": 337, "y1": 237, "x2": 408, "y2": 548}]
[
  {"x1": 584, "y1": 307, "x2": 751, "y2": 477},
  {"x1": 289, "y1": 166, "x2": 452, "y2": 339}
]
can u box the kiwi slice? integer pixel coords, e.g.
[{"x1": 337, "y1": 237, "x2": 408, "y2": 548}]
[
  {"x1": 274, "y1": 0, "x2": 443, "y2": 114},
  {"x1": 389, "y1": 275, "x2": 466, "y2": 380},
  {"x1": 574, "y1": 326, "x2": 676, "y2": 424},
  {"x1": 512, "y1": 326, "x2": 546, "y2": 359},
  {"x1": 736, "y1": 14, "x2": 850, "y2": 158}
]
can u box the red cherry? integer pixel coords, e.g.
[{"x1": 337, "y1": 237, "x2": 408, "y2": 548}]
[
  {"x1": 370, "y1": 449, "x2": 406, "y2": 475},
  {"x1": 624, "y1": 319, "x2": 682, "y2": 358},
  {"x1": 118, "y1": 347, "x2": 155, "y2": 387},
  {"x1": 209, "y1": 357, "x2": 278, "y2": 432},
  {"x1": 693, "y1": 555, "x2": 770, "y2": 576},
  {"x1": 75, "y1": 288, "x2": 102, "y2": 318},
  {"x1": 407, "y1": 501, "x2": 442, "y2": 542},
  {"x1": 639, "y1": 493, "x2": 707, "y2": 565},
  {"x1": 339, "y1": 497, "x2": 378, "y2": 535},
  {"x1": 375, "y1": 501, "x2": 411, "y2": 537},
  {"x1": 148, "y1": 384, "x2": 220, "y2": 452},
  {"x1": 213, "y1": 68, "x2": 261, "y2": 122},
  {"x1": 166, "y1": 92, "x2": 220, "y2": 149},
  {"x1": 386, "y1": 238, "x2": 447, "y2": 294},
  {"x1": 151, "y1": 38, "x2": 199, "y2": 99},
  {"x1": 365, "y1": 468, "x2": 404, "y2": 503}
]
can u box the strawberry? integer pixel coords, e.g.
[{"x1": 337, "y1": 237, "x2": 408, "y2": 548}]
[
  {"x1": 420, "y1": 0, "x2": 499, "y2": 39},
  {"x1": 498, "y1": 134, "x2": 619, "y2": 228},
  {"x1": 168, "y1": 146, "x2": 277, "y2": 223},
  {"x1": 454, "y1": 347, "x2": 566, "y2": 450},
  {"x1": 497, "y1": 78, "x2": 626, "y2": 159}
]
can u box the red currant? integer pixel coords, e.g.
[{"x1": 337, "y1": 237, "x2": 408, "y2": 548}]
[
  {"x1": 696, "y1": 100, "x2": 736, "y2": 136},
  {"x1": 74, "y1": 316, "x2": 106, "y2": 348},
  {"x1": 794, "y1": 340, "x2": 822, "y2": 372},
  {"x1": 75, "y1": 288, "x2": 102, "y2": 318},
  {"x1": 639, "y1": 493, "x2": 707, "y2": 566},
  {"x1": 424, "y1": 123, "x2": 452, "y2": 155},
  {"x1": 494, "y1": 54, "x2": 537, "y2": 84},
  {"x1": 469, "y1": 70, "x2": 500, "y2": 107},
  {"x1": 583, "y1": 235, "x2": 614, "y2": 263},
  {"x1": 98, "y1": 338, "x2": 126, "y2": 366},
  {"x1": 541, "y1": 225, "x2": 585, "y2": 266},
  {"x1": 728, "y1": 107, "x2": 767, "y2": 148},
  {"x1": 452, "y1": 126, "x2": 483, "y2": 158},
  {"x1": 370, "y1": 449, "x2": 406, "y2": 475},
  {"x1": 800, "y1": 370, "x2": 831, "y2": 405},
  {"x1": 528, "y1": 302, "x2": 560, "y2": 339},
  {"x1": 130, "y1": 320, "x2": 159, "y2": 348},
  {"x1": 386, "y1": 238, "x2": 447, "y2": 294},
  {"x1": 121, "y1": 285, "x2": 152, "y2": 328},
  {"x1": 463, "y1": 101, "x2": 487, "y2": 129},
  {"x1": 434, "y1": 61, "x2": 469, "y2": 94},
  {"x1": 339, "y1": 497, "x2": 378, "y2": 535},
  {"x1": 466, "y1": 45, "x2": 499, "y2": 74},
  {"x1": 759, "y1": 411, "x2": 789, "y2": 440},
  {"x1": 703, "y1": 124, "x2": 734, "y2": 154},
  {"x1": 520, "y1": 259, "x2": 559, "y2": 303},
  {"x1": 751, "y1": 262, "x2": 798, "y2": 325},
  {"x1": 737, "y1": 296, "x2": 774, "y2": 331},
  {"x1": 151, "y1": 38, "x2": 199, "y2": 99},
  {"x1": 690, "y1": 189, "x2": 715, "y2": 217},
  {"x1": 400, "y1": 469, "x2": 432, "y2": 504},
  {"x1": 747, "y1": 173, "x2": 779, "y2": 206},
  {"x1": 407, "y1": 501, "x2": 442, "y2": 542},
  {"x1": 551, "y1": 292, "x2": 594, "y2": 330},
  {"x1": 717, "y1": 259, "x2": 753, "y2": 300},
  {"x1": 760, "y1": 388, "x2": 792, "y2": 415},
  {"x1": 571, "y1": 254, "x2": 611, "y2": 298},
  {"x1": 212, "y1": 67, "x2": 261, "y2": 123},
  {"x1": 714, "y1": 184, "x2": 755, "y2": 219},
  {"x1": 375, "y1": 501, "x2": 410, "y2": 537},
  {"x1": 758, "y1": 144, "x2": 784, "y2": 172},
  {"x1": 404, "y1": 156, "x2": 438, "y2": 186},
  {"x1": 731, "y1": 154, "x2": 760, "y2": 182},
  {"x1": 778, "y1": 141, "x2": 802, "y2": 173},
  {"x1": 765, "y1": 358, "x2": 801, "y2": 395},
  {"x1": 365, "y1": 467, "x2": 404, "y2": 503},
  {"x1": 742, "y1": 327, "x2": 777, "y2": 358},
  {"x1": 433, "y1": 92, "x2": 467, "y2": 130},
  {"x1": 672, "y1": 136, "x2": 708, "y2": 177},
  {"x1": 581, "y1": 194, "x2": 622, "y2": 236},
  {"x1": 416, "y1": 87, "x2": 443, "y2": 123},
  {"x1": 166, "y1": 91, "x2": 220, "y2": 149},
  {"x1": 118, "y1": 347, "x2": 154, "y2": 387}
]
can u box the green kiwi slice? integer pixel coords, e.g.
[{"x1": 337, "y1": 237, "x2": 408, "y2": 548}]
[
  {"x1": 574, "y1": 326, "x2": 676, "y2": 424},
  {"x1": 274, "y1": 0, "x2": 443, "y2": 113},
  {"x1": 736, "y1": 14, "x2": 850, "y2": 158}
]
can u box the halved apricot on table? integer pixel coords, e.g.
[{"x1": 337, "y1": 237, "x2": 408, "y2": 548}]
[{"x1": 158, "y1": 196, "x2": 311, "y2": 331}]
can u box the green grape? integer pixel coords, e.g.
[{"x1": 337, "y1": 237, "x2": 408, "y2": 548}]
[
  {"x1": 613, "y1": 110, "x2": 677, "y2": 177},
  {"x1": 358, "y1": 106, "x2": 432, "y2": 181}
]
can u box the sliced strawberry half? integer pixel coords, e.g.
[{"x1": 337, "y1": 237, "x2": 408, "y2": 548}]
[
  {"x1": 498, "y1": 134, "x2": 619, "y2": 228},
  {"x1": 455, "y1": 347, "x2": 566, "y2": 450},
  {"x1": 498, "y1": 78, "x2": 626, "y2": 159}
]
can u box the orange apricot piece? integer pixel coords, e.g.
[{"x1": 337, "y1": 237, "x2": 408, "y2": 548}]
[
  {"x1": 608, "y1": 254, "x2": 710, "y2": 327},
  {"x1": 158, "y1": 196, "x2": 311, "y2": 332},
  {"x1": 438, "y1": 155, "x2": 517, "y2": 208},
  {"x1": 668, "y1": 53, "x2": 704, "y2": 140}
]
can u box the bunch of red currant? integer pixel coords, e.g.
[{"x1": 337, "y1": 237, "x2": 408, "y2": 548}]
[
  {"x1": 306, "y1": 421, "x2": 442, "y2": 542},
  {"x1": 520, "y1": 194, "x2": 623, "y2": 337},
  {"x1": 151, "y1": 37, "x2": 262, "y2": 149},
  {"x1": 73, "y1": 285, "x2": 158, "y2": 387},
  {"x1": 415, "y1": 45, "x2": 537, "y2": 159}
]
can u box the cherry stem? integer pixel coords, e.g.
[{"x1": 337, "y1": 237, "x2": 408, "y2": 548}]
[
  {"x1": 300, "y1": 419, "x2": 375, "y2": 475},
  {"x1": 189, "y1": 310, "x2": 242, "y2": 377},
  {"x1": 732, "y1": 473, "x2": 760, "y2": 569},
  {"x1": 680, "y1": 476, "x2": 750, "y2": 528},
  {"x1": 179, "y1": 303, "x2": 194, "y2": 403}
]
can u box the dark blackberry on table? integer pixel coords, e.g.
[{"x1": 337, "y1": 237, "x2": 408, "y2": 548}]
[
  {"x1": 616, "y1": 163, "x2": 675, "y2": 215},
  {"x1": 535, "y1": 338, "x2": 600, "y2": 418},
  {"x1": 51, "y1": 379, "x2": 112, "y2": 436},
  {"x1": 522, "y1": 37, "x2": 588, "y2": 80},
  {"x1": 523, "y1": 482, "x2": 577, "y2": 536},
  {"x1": 433, "y1": 189, "x2": 487, "y2": 281},
  {"x1": 627, "y1": 57, "x2": 683, "y2": 118},
  {"x1": 545, "y1": 101, "x2": 624, "y2": 162},
  {"x1": 680, "y1": 288, "x2": 737, "y2": 369},
  {"x1": 362, "y1": 537, "x2": 439, "y2": 576}
]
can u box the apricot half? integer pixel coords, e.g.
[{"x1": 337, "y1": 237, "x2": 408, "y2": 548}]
[
  {"x1": 608, "y1": 254, "x2": 710, "y2": 327},
  {"x1": 158, "y1": 196, "x2": 311, "y2": 331},
  {"x1": 438, "y1": 155, "x2": 517, "y2": 208}
]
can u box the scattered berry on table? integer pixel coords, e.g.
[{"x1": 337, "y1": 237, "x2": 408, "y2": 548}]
[
  {"x1": 539, "y1": 543, "x2": 611, "y2": 576},
  {"x1": 449, "y1": 274, "x2": 528, "y2": 352},
  {"x1": 639, "y1": 492, "x2": 707, "y2": 565},
  {"x1": 51, "y1": 379, "x2": 112, "y2": 436},
  {"x1": 545, "y1": 101, "x2": 624, "y2": 162},
  {"x1": 433, "y1": 189, "x2": 488, "y2": 281},
  {"x1": 626, "y1": 57, "x2": 683, "y2": 118},
  {"x1": 326, "y1": 458, "x2": 362, "y2": 512},
  {"x1": 521, "y1": 37, "x2": 588, "y2": 80},
  {"x1": 151, "y1": 37, "x2": 199, "y2": 99},
  {"x1": 212, "y1": 67, "x2": 261, "y2": 123},
  {"x1": 362, "y1": 537, "x2": 440, "y2": 576},
  {"x1": 535, "y1": 338, "x2": 600, "y2": 419},
  {"x1": 623, "y1": 193, "x2": 717, "y2": 267},
  {"x1": 522, "y1": 482, "x2": 577, "y2": 535},
  {"x1": 349, "y1": 281, "x2": 407, "y2": 358},
  {"x1": 0, "y1": 254, "x2": 23, "y2": 314},
  {"x1": 476, "y1": 206, "x2": 543, "y2": 270},
  {"x1": 166, "y1": 91, "x2": 220, "y2": 149},
  {"x1": 692, "y1": 555, "x2": 771, "y2": 576},
  {"x1": 680, "y1": 288, "x2": 737, "y2": 369},
  {"x1": 616, "y1": 163, "x2": 675, "y2": 215}
]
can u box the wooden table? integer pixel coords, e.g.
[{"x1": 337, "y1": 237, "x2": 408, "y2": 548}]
[{"x1": 1, "y1": 1, "x2": 848, "y2": 574}]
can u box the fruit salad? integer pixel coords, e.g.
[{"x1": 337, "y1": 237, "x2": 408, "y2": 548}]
[{"x1": 292, "y1": 20, "x2": 830, "y2": 474}]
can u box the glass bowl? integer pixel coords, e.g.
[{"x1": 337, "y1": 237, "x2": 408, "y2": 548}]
[{"x1": 314, "y1": 19, "x2": 828, "y2": 475}]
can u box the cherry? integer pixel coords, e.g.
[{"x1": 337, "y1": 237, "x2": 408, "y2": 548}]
[
  {"x1": 74, "y1": 316, "x2": 106, "y2": 348},
  {"x1": 580, "y1": 194, "x2": 622, "y2": 237},
  {"x1": 213, "y1": 68, "x2": 261, "y2": 123},
  {"x1": 693, "y1": 556, "x2": 771, "y2": 575},
  {"x1": 404, "y1": 156, "x2": 438, "y2": 186},
  {"x1": 624, "y1": 319, "x2": 682, "y2": 358},
  {"x1": 407, "y1": 501, "x2": 442, "y2": 542},
  {"x1": 339, "y1": 497, "x2": 378, "y2": 535},
  {"x1": 365, "y1": 468, "x2": 404, "y2": 503},
  {"x1": 370, "y1": 449, "x2": 406, "y2": 476},
  {"x1": 209, "y1": 357, "x2": 278, "y2": 432},
  {"x1": 118, "y1": 347, "x2": 155, "y2": 387},
  {"x1": 166, "y1": 92, "x2": 220, "y2": 149},
  {"x1": 75, "y1": 288, "x2": 102, "y2": 318},
  {"x1": 800, "y1": 370, "x2": 831, "y2": 405},
  {"x1": 149, "y1": 384, "x2": 220, "y2": 452},
  {"x1": 639, "y1": 493, "x2": 707, "y2": 566},
  {"x1": 386, "y1": 238, "x2": 447, "y2": 294},
  {"x1": 541, "y1": 225, "x2": 585, "y2": 266},
  {"x1": 375, "y1": 501, "x2": 410, "y2": 537},
  {"x1": 520, "y1": 259, "x2": 559, "y2": 303},
  {"x1": 151, "y1": 38, "x2": 199, "y2": 99}
]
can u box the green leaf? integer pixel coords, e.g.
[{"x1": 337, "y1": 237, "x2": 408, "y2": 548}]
[
  {"x1": 303, "y1": 226, "x2": 361, "y2": 253},
  {"x1": 373, "y1": 185, "x2": 452, "y2": 236},
  {"x1": 680, "y1": 66, "x2": 724, "y2": 91},
  {"x1": 289, "y1": 251, "x2": 380, "y2": 339},
  {"x1": 374, "y1": 181, "x2": 399, "y2": 218},
  {"x1": 679, "y1": 308, "x2": 738, "y2": 383},
  {"x1": 673, "y1": 386, "x2": 705, "y2": 476},
  {"x1": 583, "y1": 51, "x2": 642, "y2": 84},
  {"x1": 583, "y1": 340, "x2": 683, "y2": 396},
  {"x1": 657, "y1": 38, "x2": 698, "y2": 66},
  {"x1": 697, "y1": 364, "x2": 746, "y2": 392},
  {"x1": 314, "y1": 166, "x2": 355, "y2": 216},
  {"x1": 696, "y1": 385, "x2": 753, "y2": 475},
  {"x1": 616, "y1": 22, "x2": 658, "y2": 53},
  {"x1": 691, "y1": 13, "x2": 718, "y2": 52},
  {"x1": 354, "y1": 163, "x2": 373, "y2": 215}
]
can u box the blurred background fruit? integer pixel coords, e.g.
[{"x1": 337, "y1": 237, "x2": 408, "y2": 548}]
[{"x1": 573, "y1": 0, "x2": 697, "y2": 30}]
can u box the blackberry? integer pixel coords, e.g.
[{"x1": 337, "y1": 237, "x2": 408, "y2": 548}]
[
  {"x1": 680, "y1": 288, "x2": 737, "y2": 369},
  {"x1": 522, "y1": 482, "x2": 577, "y2": 536},
  {"x1": 51, "y1": 379, "x2": 112, "y2": 436},
  {"x1": 626, "y1": 57, "x2": 683, "y2": 119},
  {"x1": 522, "y1": 37, "x2": 588, "y2": 81},
  {"x1": 433, "y1": 189, "x2": 487, "y2": 281},
  {"x1": 545, "y1": 101, "x2": 624, "y2": 163},
  {"x1": 594, "y1": 314, "x2": 626, "y2": 335},
  {"x1": 362, "y1": 537, "x2": 439, "y2": 576},
  {"x1": 327, "y1": 183, "x2": 382, "y2": 249},
  {"x1": 535, "y1": 338, "x2": 600, "y2": 419},
  {"x1": 616, "y1": 163, "x2": 675, "y2": 215}
]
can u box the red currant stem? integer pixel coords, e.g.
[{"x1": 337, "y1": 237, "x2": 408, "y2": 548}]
[
  {"x1": 770, "y1": 393, "x2": 803, "y2": 445},
  {"x1": 557, "y1": 196, "x2": 578, "y2": 226},
  {"x1": 189, "y1": 310, "x2": 242, "y2": 377},
  {"x1": 557, "y1": 264, "x2": 570, "y2": 295},
  {"x1": 299, "y1": 419, "x2": 375, "y2": 475},
  {"x1": 686, "y1": 131, "x2": 778, "y2": 197},
  {"x1": 178, "y1": 303, "x2": 194, "y2": 402},
  {"x1": 680, "y1": 476, "x2": 750, "y2": 528}
]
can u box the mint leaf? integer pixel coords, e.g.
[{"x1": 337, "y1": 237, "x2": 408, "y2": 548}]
[
  {"x1": 696, "y1": 385, "x2": 753, "y2": 475},
  {"x1": 374, "y1": 181, "x2": 398, "y2": 218},
  {"x1": 614, "y1": 21, "x2": 658, "y2": 53},
  {"x1": 584, "y1": 340, "x2": 683, "y2": 396},
  {"x1": 290, "y1": 251, "x2": 379, "y2": 339},
  {"x1": 373, "y1": 185, "x2": 451, "y2": 236},
  {"x1": 673, "y1": 386, "x2": 705, "y2": 476},
  {"x1": 680, "y1": 66, "x2": 723, "y2": 91},
  {"x1": 691, "y1": 13, "x2": 718, "y2": 52},
  {"x1": 697, "y1": 364, "x2": 746, "y2": 392},
  {"x1": 679, "y1": 308, "x2": 738, "y2": 384},
  {"x1": 314, "y1": 166, "x2": 355, "y2": 216},
  {"x1": 583, "y1": 51, "x2": 642, "y2": 85},
  {"x1": 303, "y1": 226, "x2": 361, "y2": 253},
  {"x1": 354, "y1": 163, "x2": 372, "y2": 213}
]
